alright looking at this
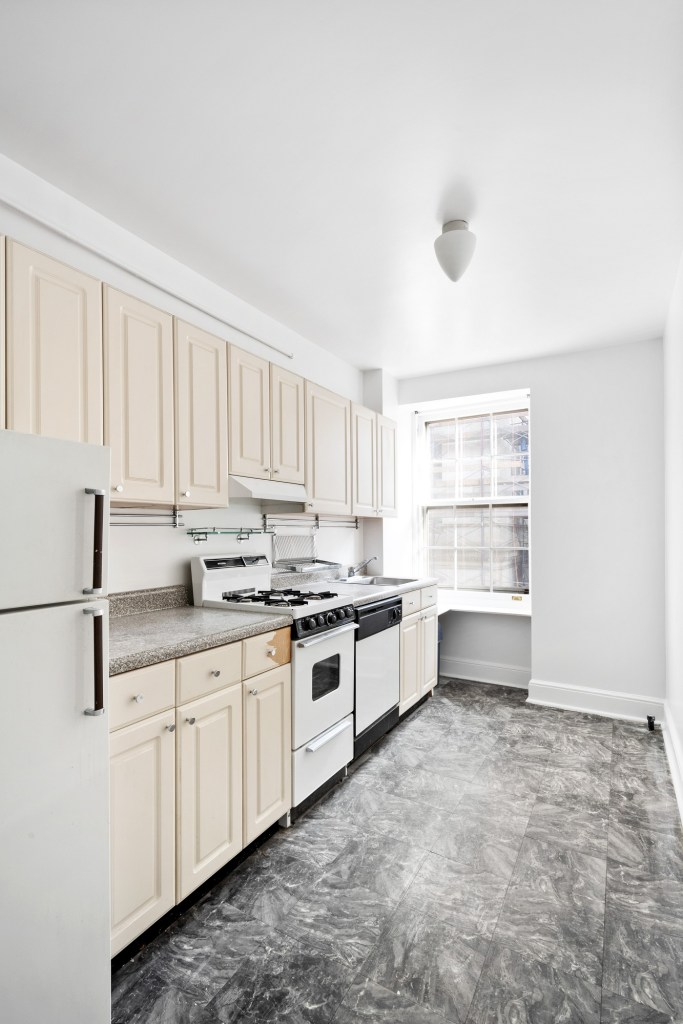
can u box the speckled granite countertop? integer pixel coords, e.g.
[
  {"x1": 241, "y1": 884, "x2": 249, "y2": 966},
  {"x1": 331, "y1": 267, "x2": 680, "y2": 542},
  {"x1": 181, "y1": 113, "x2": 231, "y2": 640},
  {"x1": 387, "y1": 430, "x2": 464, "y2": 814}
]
[{"x1": 108, "y1": 587, "x2": 291, "y2": 675}]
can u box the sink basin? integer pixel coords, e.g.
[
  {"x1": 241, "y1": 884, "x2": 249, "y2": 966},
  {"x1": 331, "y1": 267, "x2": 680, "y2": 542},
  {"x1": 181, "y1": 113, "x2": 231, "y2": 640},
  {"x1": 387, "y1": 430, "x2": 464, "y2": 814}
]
[{"x1": 339, "y1": 576, "x2": 418, "y2": 586}]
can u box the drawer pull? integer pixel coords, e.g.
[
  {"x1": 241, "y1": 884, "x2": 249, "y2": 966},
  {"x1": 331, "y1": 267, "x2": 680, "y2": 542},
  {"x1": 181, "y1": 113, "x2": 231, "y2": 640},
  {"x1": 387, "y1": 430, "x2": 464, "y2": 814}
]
[
  {"x1": 266, "y1": 647, "x2": 276, "y2": 657},
  {"x1": 166, "y1": 724, "x2": 176, "y2": 733},
  {"x1": 250, "y1": 688, "x2": 259, "y2": 696},
  {"x1": 133, "y1": 693, "x2": 144, "y2": 703},
  {"x1": 186, "y1": 717, "x2": 196, "y2": 725},
  {"x1": 306, "y1": 719, "x2": 352, "y2": 752},
  {"x1": 211, "y1": 670, "x2": 221, "y2": 678}
]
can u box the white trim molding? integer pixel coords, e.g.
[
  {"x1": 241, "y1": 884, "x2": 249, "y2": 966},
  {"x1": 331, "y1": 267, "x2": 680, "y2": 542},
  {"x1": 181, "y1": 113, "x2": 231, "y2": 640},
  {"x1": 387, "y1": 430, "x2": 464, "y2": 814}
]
[
  {"x1": 527, "y1": 678, "x2": 665, "y2": 723},
  {"x1": 663, "y1": 701, "x2": 683, "y2": 827},
  {"x1": 441, "y1": 655, "x2": 530, "y2": 689}
]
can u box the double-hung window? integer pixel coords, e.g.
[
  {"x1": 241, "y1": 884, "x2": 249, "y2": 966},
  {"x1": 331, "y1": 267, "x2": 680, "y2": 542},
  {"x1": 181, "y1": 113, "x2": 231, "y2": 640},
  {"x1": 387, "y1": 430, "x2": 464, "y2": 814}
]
[{"x1": 415, "y1": 391, "x2": 530, "y2": 608}]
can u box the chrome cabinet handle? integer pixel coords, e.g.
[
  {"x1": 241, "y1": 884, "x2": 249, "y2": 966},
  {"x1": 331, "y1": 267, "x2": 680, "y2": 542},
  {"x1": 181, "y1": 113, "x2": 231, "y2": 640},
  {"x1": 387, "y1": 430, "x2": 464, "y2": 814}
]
[
  {"x1": 114, "y1": 484, "x2": 124, "y2": 493},
  {"x1": 297, "y1": 622, "x2": 358, "y2": 648},
  {"x1": 182, "y1": 490, "x2": 191, "y2": 498},
  {"x1": 266, "y1": 646, "x2": 276, "y2": 657},
  {"x1": 211, "y1": 670, "x2": 221, "y2": 677},
  {"x1": 250, "y1": 688, "x2": 259, "y2": 696},
  {"x1": 133, "y1": 693, "x2": 144, "y2": 704},
  {"x1": 186, "y1": 717, "x2": 196, "y2": 725},
  {"x1": 166, "y1": 724, "x2": 176, "y2": 733},
  {"x1": 83, "y1": 606, "x2": 105, "y2": 717},
  {"x1": 83, "y1": 488, "x2": 105, "y2": 595}
]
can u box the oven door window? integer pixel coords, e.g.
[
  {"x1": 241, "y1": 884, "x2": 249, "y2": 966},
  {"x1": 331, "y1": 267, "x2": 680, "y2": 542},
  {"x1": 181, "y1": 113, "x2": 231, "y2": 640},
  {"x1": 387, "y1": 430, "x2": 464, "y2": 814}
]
[{"x1": 312, "y1": 653, "x2": 341, "y2": 701}]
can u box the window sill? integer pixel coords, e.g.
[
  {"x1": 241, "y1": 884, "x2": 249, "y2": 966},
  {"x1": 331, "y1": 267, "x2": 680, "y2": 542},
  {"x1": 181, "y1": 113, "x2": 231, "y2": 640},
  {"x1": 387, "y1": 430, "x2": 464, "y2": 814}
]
[{"x1": 437, "y1": 591, "x2": 532, "y2": 617}]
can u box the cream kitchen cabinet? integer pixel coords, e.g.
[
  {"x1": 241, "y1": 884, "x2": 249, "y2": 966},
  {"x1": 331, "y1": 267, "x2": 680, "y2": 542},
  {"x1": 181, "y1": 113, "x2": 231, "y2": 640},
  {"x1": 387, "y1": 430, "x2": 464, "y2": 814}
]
[
  {"x1": 399, "y1": 587, "x2": 439, "y2": 714},
  {"x1": 175, "y1": 320, "x2": 229, "y2": 508},
  {"x1": 243, "y1": 663, "x2": 292, "y2": 845},
  {"x1": 229, "y1": 347, "x2": 305, "y2": 485},
  {"x1": 5, "y1": 241, "x2": 103, "y2": 443},
  {"x1": 351, "y1": 403, "x2": 377, "y2": 516},
  {"x1": 0, "y1": 237, "x2": 5, "y2": 428},
  {"x1": 377, "y1": 414, "x2": 397, "y2": 516},
  {"x1": 109, "y1": 708, "x2": 176, "y2": 956},
  {"x1": 305, "y1": 382, "x2": 352, "y2": 514},
  {"x1": 104, "y1": 287, "x2": 174, "y2": 504},
  {"x1": 176, "y1": 683, "x2": 243, "y2": 901}
]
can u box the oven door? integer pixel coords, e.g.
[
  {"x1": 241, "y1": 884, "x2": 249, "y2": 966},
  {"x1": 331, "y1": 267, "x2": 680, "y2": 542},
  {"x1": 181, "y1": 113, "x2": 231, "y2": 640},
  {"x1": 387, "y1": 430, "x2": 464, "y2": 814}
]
[{"x1": 291, "y1": 622, "x2": 356, "y2": 750}]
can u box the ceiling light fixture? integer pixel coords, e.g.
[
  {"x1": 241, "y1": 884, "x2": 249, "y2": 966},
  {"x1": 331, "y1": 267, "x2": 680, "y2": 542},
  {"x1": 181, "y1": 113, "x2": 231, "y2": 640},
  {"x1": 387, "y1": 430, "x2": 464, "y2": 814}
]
[{"x1": 434, "y1": 219, "x2": 476, "y2": 281}]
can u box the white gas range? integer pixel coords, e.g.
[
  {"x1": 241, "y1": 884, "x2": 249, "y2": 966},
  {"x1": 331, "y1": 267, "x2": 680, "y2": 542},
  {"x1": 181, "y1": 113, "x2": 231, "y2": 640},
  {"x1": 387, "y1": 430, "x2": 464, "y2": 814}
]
[{"x1": 192, "y1": 554, "x2": 357, "y2": 809}]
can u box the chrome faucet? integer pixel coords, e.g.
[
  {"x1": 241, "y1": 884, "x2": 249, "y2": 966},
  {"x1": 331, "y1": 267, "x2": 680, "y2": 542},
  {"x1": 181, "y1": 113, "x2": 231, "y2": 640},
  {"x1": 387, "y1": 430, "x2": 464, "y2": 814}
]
[{"x1": 348, "y1": 555, "x2": 378, "y2": 578}]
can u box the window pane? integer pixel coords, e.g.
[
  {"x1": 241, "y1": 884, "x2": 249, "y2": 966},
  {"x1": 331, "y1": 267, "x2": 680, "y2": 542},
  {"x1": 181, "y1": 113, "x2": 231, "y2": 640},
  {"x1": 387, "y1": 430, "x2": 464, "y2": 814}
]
[
  {"x1": 494, "y1": 455, "x2": 530, "y2": 496},
  {"x1": 494, "y1": 412, "x2": 529, "y2": 496},
  {"x1": 427, "y1": 420, "x2": 456, "y2": 499},
  {"x1": 492, "y1": 550, "x2": 529, "y2": 593},
  {"x1": 427, "y1": 549, "x2": 454, "y2": 587},
  {"x1": 458, "y1": 458, "x2": 491, "y2": 499},
  {"x1": 491, "y1": 506, "x2": 529, "y2": 548},
  {"x1": 459, "y1": 415, "x2": 490, "y2": 458},
  {"x1": 494, "y1": 412, "x2": 529, "y2": 454},
  {"x1": 455, "y1": 507, "x2": 490, "y2": 547},
  {"x1": 427, "y1": 508, "x2": 455, "y2": 547},
  {"x1": 457, "y1": 549, "x2": 490, "y2": 591}
]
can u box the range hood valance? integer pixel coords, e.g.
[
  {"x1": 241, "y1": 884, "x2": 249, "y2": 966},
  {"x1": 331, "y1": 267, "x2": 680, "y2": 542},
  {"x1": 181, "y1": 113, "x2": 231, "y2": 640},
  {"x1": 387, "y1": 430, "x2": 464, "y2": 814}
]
[{"x1": 228, "y1": 475, "x2": 308, "y2": 503}]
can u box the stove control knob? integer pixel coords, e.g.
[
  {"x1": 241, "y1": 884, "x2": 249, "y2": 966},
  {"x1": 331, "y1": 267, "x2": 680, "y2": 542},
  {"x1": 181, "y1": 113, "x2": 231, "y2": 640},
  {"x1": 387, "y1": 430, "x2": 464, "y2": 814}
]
[
  {"x1": 317, "y1": 614, "x2": 326, "y2": 626},
  {"x1": 346, "y1": 606, "x2": 355, "y2": 619},
  {"x1": 336, "y1": 608, "x2": 346, "y2": 619},
  {"x1": 305, "y1": 617, "x2": 317, "y2": 631},
  {"x1": 326, "y1": 611, "x2": 337, "y2": 625}
]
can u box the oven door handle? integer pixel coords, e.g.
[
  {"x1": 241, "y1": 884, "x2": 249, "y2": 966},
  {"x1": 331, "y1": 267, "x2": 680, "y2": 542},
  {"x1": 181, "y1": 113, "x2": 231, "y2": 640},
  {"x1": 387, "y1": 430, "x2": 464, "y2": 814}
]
[
  {"x1": 296, "y1": 622, "x2": 358, "y2": 648},
  {"x1": 306, "y1": 718, "x2": 353, "y2": 752}
]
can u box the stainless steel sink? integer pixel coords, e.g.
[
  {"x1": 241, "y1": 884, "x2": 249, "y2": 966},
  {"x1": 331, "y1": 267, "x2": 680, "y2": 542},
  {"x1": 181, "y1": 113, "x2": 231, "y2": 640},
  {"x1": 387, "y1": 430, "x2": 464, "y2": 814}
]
[{"x1": 338, "y1": 576, "x2": 418, "y2": 586}]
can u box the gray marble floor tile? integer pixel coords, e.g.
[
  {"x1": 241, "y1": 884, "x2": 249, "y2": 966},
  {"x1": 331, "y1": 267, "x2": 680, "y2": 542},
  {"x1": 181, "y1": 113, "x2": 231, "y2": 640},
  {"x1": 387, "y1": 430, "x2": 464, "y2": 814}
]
[
  {"x1": 207, "y1": 848, "x2": 320, "y2": 927},
  {"x1": 508, "y1": 836, "x2": 606, "y2": 907},
  {"x1": 419, "y1": 742, "x2": 503, "y2": 783},
  {"x1": 207, "y1": 931, "x2": 353, "y2": 1023},
  {"x1": 112, "y1": 975, "x2": 219, "y2": 1024},
  {"x1": 466, "y1": 942, "x2": 601, "y2": 1023},
  {"x1": 276, "y1": 875, "x2": 395, "y2": 969},
  {"x1": 322, "y1": 832, "x2": 427, "y2": 900},
  {"x1": 432, "y1": 803, "x2": 529, "y2": 868},
  {"x1": 606, "y1": 864, "x2": 683, "y2": 923},
  {"x1": 370, "y1": 733, "x2": 429, "y2": 768},
  {"x1": 609, "y1": 786, "x2": 682, "y2": 837},
  {"x1": 608, "y1": 819, "x2": 683, "y2": 879},
  {"x1": 335, "y1": 978, "x2": 454, "y2": 1023},
  {"x1": 539, "y1": 762, "x2": 611, "y2": 807},
  {"x1": 600, "y1": 989, "x2": 675, "y2": 1023},
  {"x1": 610, "y1": 759, "x2": 675, "y2": 794},
  {"x1": 265, "y1": 811, "x2": 362, "y2": 868},
  {"x1": 403, "y1": 851, "x2": 511, "y2": 932},
  {"x1": 602, "y1": 906, "x2": 683, "y2": 1018},
  {"x1": 483, "y1": 735, "x2": 554, "y2": 766},
  {"x1": 526, "y1": 799, "x2": 610, "y2": 858},
  {"x1": 493, "y1": 889, "x2": 604, "y2": 982},
  {"x1": 363, "y1": 900, "x2": 489, "y2": 1022},
  {"x1": 612, "y1": 723, "x2": 667, "y2": 758},
  {"x1": 352, "y1": 757, "x2": 467, "y2": 812},
  {"x1": 548, "y1": 728, "x2": 613, "y2": 766}
]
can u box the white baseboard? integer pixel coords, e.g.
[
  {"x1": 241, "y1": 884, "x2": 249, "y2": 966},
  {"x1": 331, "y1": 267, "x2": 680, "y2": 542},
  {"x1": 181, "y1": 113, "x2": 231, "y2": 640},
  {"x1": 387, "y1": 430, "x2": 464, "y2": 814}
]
[
  {"x1": 440, "y1": 655, "x2": 530, "y2": 689},
  {"x1": 663, "y1": 702, "x2": 683, "y2": 828},
  {"x1": 527, "y1": 678, "x2": 665, "y2": 723}
]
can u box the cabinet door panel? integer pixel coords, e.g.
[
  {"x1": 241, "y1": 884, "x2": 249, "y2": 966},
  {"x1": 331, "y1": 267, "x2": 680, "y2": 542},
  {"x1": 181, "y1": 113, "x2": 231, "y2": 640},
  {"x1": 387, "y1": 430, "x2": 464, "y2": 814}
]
[
  {"x1": 271, "y1": 364, "x2": 304, "y2": 483},
  {"x1": 0, "y1": 237, "x2": 5, "y2": 428},
  {"x1": 352, "y1": 404, "x2": 377, "y2": 516},
  {"x1": 104, "y1": 287, "x2": 174, "y2": 504},
  {"x1": 421, "y1": 608, "x2": 438, "y2": 696},
  {"x1": 305, "y1": 383, "x2": 352, "y2": 514},
  {"x1": 399, "y1": 613, "x2": 421, "y2": 715},
  {"x1": 6, "y1": 241, "x2": 102, "y2": 443},
  {"x1": 175, "y1": 320, "x2": 229, "y2": 507},
  {"x1": 229, "y1": 346, "x2": 270, "y2": 478},
  {"x1": 176, "y1": 685, "x2": 242, "y2": 901},
  {"x1": 110, "y1": 711, "x2": 175, "y2": 956},
  {"x1": 243, "y1": 665, "x2": 291, "y2": 845},
  {"x1": 377, "y1": 415, "x2": 397, "y2": 516}
]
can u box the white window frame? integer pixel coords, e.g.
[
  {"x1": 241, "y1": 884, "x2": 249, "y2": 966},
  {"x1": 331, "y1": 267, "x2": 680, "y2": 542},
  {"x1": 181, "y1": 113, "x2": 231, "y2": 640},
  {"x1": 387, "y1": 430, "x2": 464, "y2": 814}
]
[{"x1": 412, "y1": 389, "x2": 531, "y2": 614}]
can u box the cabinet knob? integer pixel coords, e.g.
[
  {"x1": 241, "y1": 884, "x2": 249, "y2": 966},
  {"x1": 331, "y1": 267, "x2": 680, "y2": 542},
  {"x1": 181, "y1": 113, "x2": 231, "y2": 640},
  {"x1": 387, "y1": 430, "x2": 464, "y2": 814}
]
[
  {"x1": 114, "y1": 484, "x2": 124, "y2": 493},
  {"x1": 250, "y1": 688, "x2": 259, "y2": 696},
  {"x1": 273, "y1": 469, "x2": 279, "y2": 474},
  {"x1": 211, "y1": 670, "x2": 221, "y2": 678},
  {"x1": 307, "y1": 503, "x2": 313, "y2": 508},
  {"x1": 186, "y1": 717, "x2": 196, "y2": 725},
  {"x1": 182, "y1": 490, "x2": 191, "y2": 498},
  {"x1": 266, "y1": 647, "x2": 276, "y2": 657},
  {"x1": 166, "y1": 724, "x2": 176, "y2": 733},
  {"x1": 264, "y1": 467, "x2": 271, "y2": 474},
  {"x1": 133, "y1": 693, "x2": 144, "y2": 704}
]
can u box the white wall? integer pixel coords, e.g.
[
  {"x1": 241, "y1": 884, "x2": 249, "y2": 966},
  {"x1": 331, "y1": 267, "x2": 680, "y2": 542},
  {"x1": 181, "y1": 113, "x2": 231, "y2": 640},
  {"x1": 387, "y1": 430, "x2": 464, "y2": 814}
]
[
  {"x1": 399, "y1": 339, "x2": 665, "y2": 707},
  {"x1": 440, "y1": 612, "x2": 531, "y2": 688},
  {"x1": 0, "y1": 155, "x2": 365, "y2": 593},
  {"x1": 664, "y1": 252, "x2": 683, "y2": 799}
]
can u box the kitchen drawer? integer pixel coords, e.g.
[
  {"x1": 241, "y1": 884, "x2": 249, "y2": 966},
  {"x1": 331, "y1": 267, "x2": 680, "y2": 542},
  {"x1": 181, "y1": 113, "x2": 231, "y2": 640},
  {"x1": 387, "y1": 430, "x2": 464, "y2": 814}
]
[
  {"x1": 421, "y1": 586, "x2": 438, "y2": 609},
  {"x1": 242, "y1": 627, "x2": 291, "y2": 680},
  {"x1": 177, "y1": 642, "x2": 242, "y2": 705},
  {"x1": 109, "y1": 661, "x2": 175, "y2": 731},
  {"x1": 401, "y1": 590, "x2": 421, "y2": 617},
  {"x1": 292, "y1": 713, "x2": 353, "y2": 806}
]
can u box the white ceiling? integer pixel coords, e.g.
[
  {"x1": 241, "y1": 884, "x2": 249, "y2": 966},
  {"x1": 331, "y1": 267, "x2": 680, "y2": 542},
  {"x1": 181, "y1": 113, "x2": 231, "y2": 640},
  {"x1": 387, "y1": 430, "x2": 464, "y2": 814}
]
[{"x1": 1, "y1": 0, "x2": 682, "y2": 378}]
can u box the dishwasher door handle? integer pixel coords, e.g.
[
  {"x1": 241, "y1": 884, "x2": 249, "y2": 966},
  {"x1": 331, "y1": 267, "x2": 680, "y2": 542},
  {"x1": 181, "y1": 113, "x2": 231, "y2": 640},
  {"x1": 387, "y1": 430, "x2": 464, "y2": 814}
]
[{"x1": 306, "y1": 718, "x2": 353, "y2": 752}]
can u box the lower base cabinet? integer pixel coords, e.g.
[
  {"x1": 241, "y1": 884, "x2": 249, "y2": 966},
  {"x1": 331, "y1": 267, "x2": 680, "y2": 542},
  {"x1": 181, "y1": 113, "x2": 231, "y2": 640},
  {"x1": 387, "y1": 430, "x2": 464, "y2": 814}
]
[
  {"x1": 399, "y1": 590, "x2": 438, "y2": 715},
  {"x1": 109, "y1": 633, "x2": 292, "y2": 956}
]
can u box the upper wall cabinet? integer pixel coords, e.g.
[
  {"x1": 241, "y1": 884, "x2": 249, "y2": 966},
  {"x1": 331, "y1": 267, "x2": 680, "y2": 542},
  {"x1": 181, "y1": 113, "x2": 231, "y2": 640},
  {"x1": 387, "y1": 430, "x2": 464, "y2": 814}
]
[
  {"x1": 305, "y1": 382, "x2": 352, "y2": 514},
  {"x1": 175, "y1": 321, "x2": 229, "y2": 508},
  {"x1": 377, "y1": 414, "x2": 397, "y2": 516},
  {"x1": 270, "y1": 364, "x2": 305, "y2": 484},
  {"x1": 104, "y1": 287, "x2": 174, "y2": 505},
  {"x1": 229, "y1": 346, "x2": 270, "y2": 479},
  {"x1": 351, "y1": 403, "x2": 377, "y2": 516},
  {"x1": 0, "y1": 238, "x2": 5, "y2": 429},
  {"x1": 6, "y1": 241, "x2": 103, "y2": 443}
]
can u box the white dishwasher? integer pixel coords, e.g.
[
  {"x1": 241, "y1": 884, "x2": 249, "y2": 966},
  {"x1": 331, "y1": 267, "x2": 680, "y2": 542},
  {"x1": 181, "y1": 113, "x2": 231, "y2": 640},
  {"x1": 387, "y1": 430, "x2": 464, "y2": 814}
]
[{"x1": 354, "y1": 596, "x2": 402, "y2": 758}]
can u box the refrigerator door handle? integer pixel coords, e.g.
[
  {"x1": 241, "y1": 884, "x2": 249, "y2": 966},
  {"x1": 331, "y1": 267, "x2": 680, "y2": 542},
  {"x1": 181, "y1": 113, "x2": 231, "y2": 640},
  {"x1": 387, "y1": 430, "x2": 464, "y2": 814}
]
[
  {"x1": 83, "y1": 488, "x2": 106, "y2": 596},
  {"x1": 83, "y1": 607, "x2": 105, "y2": 717}
]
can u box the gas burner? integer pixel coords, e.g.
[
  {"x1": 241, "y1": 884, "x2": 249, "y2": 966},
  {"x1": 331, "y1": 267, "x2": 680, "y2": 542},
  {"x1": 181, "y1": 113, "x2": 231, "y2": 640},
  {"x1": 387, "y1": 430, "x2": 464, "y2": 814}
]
[{"x1": 305, "y1": 590, "x2": 339, "y2": 600}]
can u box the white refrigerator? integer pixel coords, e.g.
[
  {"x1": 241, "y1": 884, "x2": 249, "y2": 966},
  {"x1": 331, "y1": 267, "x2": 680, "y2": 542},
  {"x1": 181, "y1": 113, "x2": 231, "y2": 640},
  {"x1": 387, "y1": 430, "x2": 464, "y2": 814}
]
[{"x1": 0, "y1": 431, "x2": 111, "y2": 1024}]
